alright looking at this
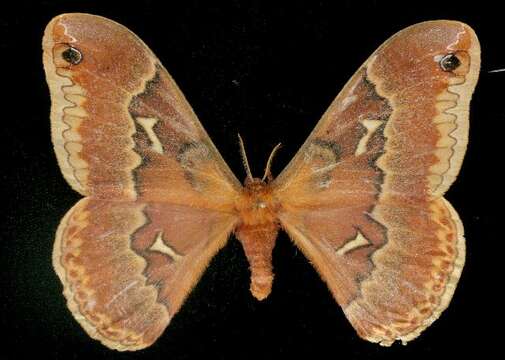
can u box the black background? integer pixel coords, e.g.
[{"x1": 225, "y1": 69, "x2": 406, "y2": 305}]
[{"x1": 1, "y1": 1, "x2": 503, "y2": 359}]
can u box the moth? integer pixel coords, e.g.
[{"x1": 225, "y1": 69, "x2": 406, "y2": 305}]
[{"x1": 43, "y1": 13, "x2": 480, "y2": 351}]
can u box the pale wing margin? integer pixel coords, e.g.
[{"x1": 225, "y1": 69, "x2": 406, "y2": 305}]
[
  {"x1": 428, "y1": 30, "x2": 480, "y2": 196},
  {"x1": 43, "y1": 23, "x2": 88, "y2": 195}
]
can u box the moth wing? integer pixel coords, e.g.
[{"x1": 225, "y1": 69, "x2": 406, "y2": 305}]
[
  {"x1": 44, "y1": 13, "x2": 242, "y2": 350},
  {"x1": 273, "y1": 21, "x2": 479, "y2": 345},
  {"x1": 54, "y1": 198, "x2": 237, "y2": 351},
  {"x1": 43, "y1": 13, "x2": 241, "y2": 209}
]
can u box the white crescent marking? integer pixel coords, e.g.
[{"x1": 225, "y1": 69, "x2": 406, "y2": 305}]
[
  {"x1": 149, "y1": 231, "x2": 183, "y2": 261},
  {"x1": 336, "y1": 230, "x2": 370, "y2": 255},
  {"x1": 136, "y1": 117, "x2": 164, "y2": 154},
  {"x1": 355, "y1": 119, "x2": 383, "y2": 156}
]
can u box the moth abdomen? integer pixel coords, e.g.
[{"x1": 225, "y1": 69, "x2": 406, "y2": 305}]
[{"x1": 235, "y1": 222, "x2": 279, "y2": 301}]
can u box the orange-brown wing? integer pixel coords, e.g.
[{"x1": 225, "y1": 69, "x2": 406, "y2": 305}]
[
  {"x1": 43, "y1": 13, "x2": 242, "y2": 350},
  {"x1": 273, "y1": 21, "x2": 479, "y2": 345},
  {"x1": 43, "y1": 13, "x2": 241, "y2": 208},
  {"x1": 54, "y1": 198, "x2": 237, "y2": 351}
]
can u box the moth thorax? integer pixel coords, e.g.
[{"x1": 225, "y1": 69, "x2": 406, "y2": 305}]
[{"x1": 236, "y1": 178, "x2": 279, "y2": 227}]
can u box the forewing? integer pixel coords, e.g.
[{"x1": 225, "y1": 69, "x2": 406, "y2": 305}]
[
  {"x1": 54, "y1": 198, "x2": 237, "y2": 350},
  {"x1": 274, "y1": 21, "x2": 479, "y2": 345},
  {"x1": 43, "y1": 13, "x2": 241, "y2": 209}
]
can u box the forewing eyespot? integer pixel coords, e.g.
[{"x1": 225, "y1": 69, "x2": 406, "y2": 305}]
[
  {"x1": 439, "y1": 53, "x2": 461, "y2": 72},
  {"x1": 61, "y1": 46, "x2": 83, "y2": 65}
]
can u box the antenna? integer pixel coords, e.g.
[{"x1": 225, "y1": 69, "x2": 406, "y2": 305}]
[
  {"x1": 262, "y1": 143, "x2": 282, "y2": 182},
  {"x1": 238, "y1": 134, "x2": 253, "y2": 181}
]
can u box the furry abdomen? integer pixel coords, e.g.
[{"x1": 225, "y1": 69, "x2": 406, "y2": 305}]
[
  {"x1": 235, "y1": 223, "x2": 279, "y2": 300},
  {"x1": 234, "y1": 179, "x2": 280, "y2": 300}
]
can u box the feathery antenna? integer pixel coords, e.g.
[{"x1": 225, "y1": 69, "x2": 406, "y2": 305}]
[
  {"x1": 238, "y1": 134, "x2": 253, "y2": 181},
  {"x1": 262, "y1": 143, "x2": 282, "y2": 182}
]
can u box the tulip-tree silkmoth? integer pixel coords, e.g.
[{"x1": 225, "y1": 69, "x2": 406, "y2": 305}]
[{"x1": 43, "y1": 13, "x2": 480, "y2": 351}]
